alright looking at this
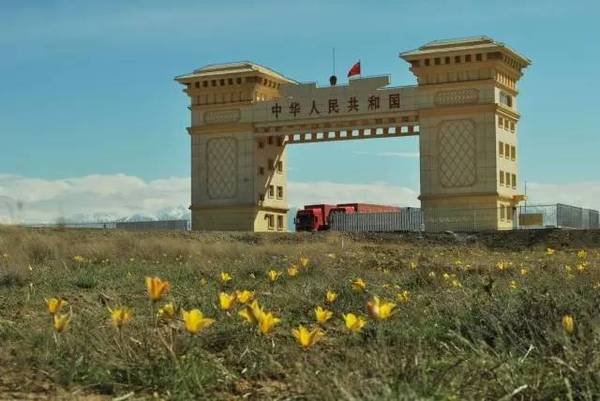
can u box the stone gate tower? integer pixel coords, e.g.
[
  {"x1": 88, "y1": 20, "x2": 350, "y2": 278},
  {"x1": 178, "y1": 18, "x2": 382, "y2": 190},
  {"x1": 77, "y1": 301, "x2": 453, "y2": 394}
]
[
  {"x1": 400, "y1": 37, "x2": 530, "y2": 230},
  {"x1": 176, "y1": 36, "x2": 530, "y2": 231}
]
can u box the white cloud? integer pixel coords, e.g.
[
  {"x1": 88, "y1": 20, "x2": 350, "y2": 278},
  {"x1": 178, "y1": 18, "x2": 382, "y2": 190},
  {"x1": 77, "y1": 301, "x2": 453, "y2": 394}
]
[
  {"x1": 0, "y1": 174, "x2": 189, "y2": 224},
  {"x1": 351, "y1": 151, "x2": 420, "y2": 158},
  {"x1": 287, "y1": 181, "x2": 419, "y2": 209},
  {"x1": 525, "y1": 182, "x2": 600, "y2": 211},
  {"x1": 1, "y1": 173, "x2": 598, "y2": 225}
]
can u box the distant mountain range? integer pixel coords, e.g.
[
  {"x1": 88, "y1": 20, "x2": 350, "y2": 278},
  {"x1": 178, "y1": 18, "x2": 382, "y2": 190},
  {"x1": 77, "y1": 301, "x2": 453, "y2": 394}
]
[{"x1": 61, "y1": 205, "x2": 191, "y2": 223}]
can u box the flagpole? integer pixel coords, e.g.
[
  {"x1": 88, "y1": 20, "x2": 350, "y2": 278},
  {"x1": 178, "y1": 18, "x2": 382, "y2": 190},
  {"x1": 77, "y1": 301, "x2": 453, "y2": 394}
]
[{"x1": 332, "y1": 48, "x2": 336, "y2": 76}]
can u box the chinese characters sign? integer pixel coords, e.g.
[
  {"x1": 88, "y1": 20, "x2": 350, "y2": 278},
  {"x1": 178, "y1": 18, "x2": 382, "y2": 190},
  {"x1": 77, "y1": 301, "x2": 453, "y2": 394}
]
[{"x1": 270, "y1": 93, "x2": 401, "y2": 119}]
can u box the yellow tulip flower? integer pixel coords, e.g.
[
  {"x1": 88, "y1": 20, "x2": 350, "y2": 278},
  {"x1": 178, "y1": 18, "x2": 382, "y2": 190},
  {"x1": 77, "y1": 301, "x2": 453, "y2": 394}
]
[
  {"x1": 239, "y1": 300, "x2": 264, "y2": 325},
  {"x1": 182, "y1": 309, "x2": 215, "y2": 334},
  {"x1": 53, "y1": 313, "x2": 71, "y2": 333},
  {"x1": 577, "y1": 250, "x2": 588, "y2": 259},
  {"x1": 367, "y1": 296, "x2": 396, "y2": 320},
  {"x1": 46, "y1": 297, "x2": 68, "y2": 315},
  {"x1": 562, "y1": 314, "x2": 574, "y2": 335},
  {"x1": 326, "y1": 290, "x2": 337, "y2": 303},
  {"x1": 219, "y1": 291, "x2": 237, "y2": 311},
  {"x1": 110, "y1": 307, "x2": 133, "y2": 329},
  {"x1": 315, "y1": 306, "x2": 333, "y2": 324},
  {"x1": 292, "y1": 325, "x2": 323, "y2": 349},
  {"x1": 220, "y1": 272, "x2": 233, "y2": 283},
  {"x1": 267, "y1": 270, "x2": 282, "y2": 282},
  {"x1": 235, "y1": 290, "x2": 254, "y2": 304},
  {"x1": 520, "y1": 268, "x2": 529, "y2": 276},
  {"x1": 352, "y1": 278, "x2": 366, "y2": 292},
  {"x1": 396, "y1": 290, "x2": 410, "y2": 304},
  {"x1": 546, "y1": 248, "x2": 555, "y2": 256},
  {"x1": 300, "y1": 256, "x2": 309, "y2": 268},
  {"x1": 258, "y1": 311, "x2": 280, "y2": 335},
  {"x1": 158, "y1": 302, "x2": 176, "y2": 320},
  {"x1": 145, "y1": 276, "x2": 171, "y2": 302},
  {"x1": 287, "y1": 265, "x2": 299, "y2": 277},
  {"x1": 343, "y1": 313, "x2": 367, "y2": 333}
]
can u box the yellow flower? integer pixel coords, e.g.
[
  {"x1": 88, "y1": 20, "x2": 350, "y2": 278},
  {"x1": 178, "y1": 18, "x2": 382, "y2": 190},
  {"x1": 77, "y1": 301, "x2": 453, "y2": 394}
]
[
  {"x1": 73, "y1": 255, "x2": 85, "y2": 263},
  {"x1": 343, "y1": 313, "x2": 367, "y2": 333},
  {"x1": 396, "y1": 290, "x2": 410, "y2": 304},
  {"x1": 562, "y1": 314, "x2": 574, "y2": 335},
  {"x1": 46, "y1": 297, "x2": 68, "y2": 315},
  {"x1": 315, "y1": 306, "x2": 333, "y2": 324},
  {"x1": 451, "y1": 279, "x2": 462, "y2": 288},
  {"x1": 509, "y1": 280, "x2": 517, "y2": 289},
  {"x1": 220, "y1": 272, "x2": 233, "y2": 283},
  {"x1": 352, "y1": 278, "x2": 366, "y2": 292},
  {"x1": 442, "y1": 273, "x2": 451, "y2": 281},
  {"x1": 158, "y1": 302, "x2": 176, "y2": 320},
  {"x1": 326, "y1": 290, "x2": 337, "y2": 303},
  {"x1": 520, "y1": 268, "x2": 529, "y2": 276},
  {"x1": 565, "y1": 265, "x2": 572, "y2": 273},
  {"x1": 292, "y1": 325, "x2": 323, "y2": 349},
  {"x1": 219, "y1": 291, "x2": 237, "y2": 311},
  {"x1": 258, "y1": 311, "x2": 280, "y2": 334},
  {"x1": 182, "y1": 309, "x2": 215, "y2": 334},
  {"x1": 300, "y1": 256, "x2": 309, "y2": 268},
  {"x1": 546, "y1": 248, "x2": 555, "y2": 256},
  {"x1": 235, "y1": 290, "x2": 254, "y2": 304},
  {"x1": 409, "y1": 261, "x2": 418, "y2": 270},
  {"x1": 239, "y1": 300, "x2": 264, "y2": 325},
  {"x1": 577, "y1": 250, "x2": 588, "y2": 259},
  {"x1": 53, "y1": 313, "x2": 71, "y2": 333},
  {"x1": 287, "y1": 265, "x2": 299, "y2": 277},
  {"x1": 145, "y1": 276, "x2": 171, "y2": 302},
  {"x1": 428, "y1": 271, "x2": 436, "y2": 278},
  {"x1": 367, "y1": 296, "x2": 396, "y2": 320},
  {"x1": 110, "y1": 307, "x2": 133, "y2": 329},
  {"x1": 267, "y1": 270, "x2": 282, "y2": 282}
]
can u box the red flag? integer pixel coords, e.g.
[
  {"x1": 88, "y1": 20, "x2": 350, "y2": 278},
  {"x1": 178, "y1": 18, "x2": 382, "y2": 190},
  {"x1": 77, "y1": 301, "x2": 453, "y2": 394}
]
[{"x1": 347, "y1": 61, "x2": 361, "y2": 78}]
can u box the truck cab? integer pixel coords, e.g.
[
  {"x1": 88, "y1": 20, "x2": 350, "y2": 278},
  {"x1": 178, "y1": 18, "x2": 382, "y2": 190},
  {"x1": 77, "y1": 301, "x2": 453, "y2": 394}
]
[{"x1": 294, "y1": 204, "x2": 336, "y2": 231}]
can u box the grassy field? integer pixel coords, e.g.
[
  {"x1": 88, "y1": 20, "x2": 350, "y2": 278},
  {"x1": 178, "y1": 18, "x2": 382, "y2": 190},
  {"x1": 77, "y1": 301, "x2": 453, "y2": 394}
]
[{"x1": 1, "y1": 227, "x2": 600, "y2": 400}]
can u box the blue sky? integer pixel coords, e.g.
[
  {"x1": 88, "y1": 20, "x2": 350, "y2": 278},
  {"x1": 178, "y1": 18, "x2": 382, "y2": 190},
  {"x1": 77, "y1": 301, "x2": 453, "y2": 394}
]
[{"x1": 0, "y1": 0, "x2": 599, "y2": 222}]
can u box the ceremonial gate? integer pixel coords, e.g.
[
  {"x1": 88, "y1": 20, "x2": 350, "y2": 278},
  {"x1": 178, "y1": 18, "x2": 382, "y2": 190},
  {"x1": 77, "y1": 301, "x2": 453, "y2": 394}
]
[{"x1": 175, "y1": 36, "x2": 530, "y2": 231}]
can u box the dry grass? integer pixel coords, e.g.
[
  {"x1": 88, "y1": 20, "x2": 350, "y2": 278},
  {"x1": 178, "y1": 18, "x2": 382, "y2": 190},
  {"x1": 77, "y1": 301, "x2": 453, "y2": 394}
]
[{"x1": 1, "y1": 226, "x2": 600, "y2": 400}]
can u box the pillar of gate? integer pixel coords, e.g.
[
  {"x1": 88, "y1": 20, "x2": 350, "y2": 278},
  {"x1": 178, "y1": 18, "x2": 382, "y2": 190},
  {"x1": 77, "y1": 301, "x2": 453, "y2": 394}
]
[
  {"x1": 400, "y1": 37, "x2": 530, "y2": 231},
  {"x1": 175, "y1": 63, "x2": 295, "y2": 231}
]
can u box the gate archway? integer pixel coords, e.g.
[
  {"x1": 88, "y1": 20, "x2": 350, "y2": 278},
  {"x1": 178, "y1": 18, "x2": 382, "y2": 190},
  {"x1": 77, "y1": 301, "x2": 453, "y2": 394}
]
[{"x1": 175, "y1": 36, "x2": 530, "y2": 231}]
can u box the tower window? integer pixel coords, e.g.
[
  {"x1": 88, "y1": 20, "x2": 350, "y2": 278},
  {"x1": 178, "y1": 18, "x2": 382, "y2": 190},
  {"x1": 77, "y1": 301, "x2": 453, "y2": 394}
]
[
  {"x1": 277, "y1": 215, "x2": 284, "y2": 231},
  {"x1": 499, "y1": 170, "x2": 505, "y2": 186},
  {"x1": 266, "y1": 214, "x2": 274, "y2": 230},
  {"x1": 465, "y1": 55, "x2": 472, "y2": 62},
  {"x1": 276, "y1": 186, "x2": 283, "y2": 199},
  {"x1": 258, "y1": 141, "x2": 264, "y2": 149},
  {"x1": 499, "y1": 141, "x2": 504, "y2": 157},
  {"x1": 268, "y1": 185, "x2": 274, "y2": 198},
  {"x1": 454, "y1": 55, "x2": 461, "y2": 63},
  {"x1": 258, "y1": 167, "x2": 265, "y2": 176},
  {"x1": 268, "y1": 159, "x2": 274, "y2": 170},
  {"x1": 276, "y1": 161, "x2": 283, "y2": 173}
]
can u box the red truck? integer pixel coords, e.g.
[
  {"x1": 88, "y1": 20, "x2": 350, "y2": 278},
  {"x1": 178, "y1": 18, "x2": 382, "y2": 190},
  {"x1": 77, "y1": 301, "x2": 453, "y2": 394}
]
[{"x1": 295, "y1": 203, "x2": 401, "y2": 231}]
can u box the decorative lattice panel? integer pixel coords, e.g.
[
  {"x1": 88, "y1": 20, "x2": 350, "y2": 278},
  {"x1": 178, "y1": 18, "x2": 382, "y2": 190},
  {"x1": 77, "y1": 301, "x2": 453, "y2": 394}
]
[
  {"x1": 437, "y1": 120, "x2": 476, "y2": 188},
  {"x1": 206, "y1": 137, "x2": 238, "y2": 199},
  {"x1": 434, "y1": 88, "x2": 480, "y2": 106}
]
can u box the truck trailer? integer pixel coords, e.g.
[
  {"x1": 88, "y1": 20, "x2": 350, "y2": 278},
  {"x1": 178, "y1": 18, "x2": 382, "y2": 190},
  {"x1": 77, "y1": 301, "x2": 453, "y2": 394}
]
[{"x1": 294, "y1": 203, "x2": 401, "y2": 232}]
